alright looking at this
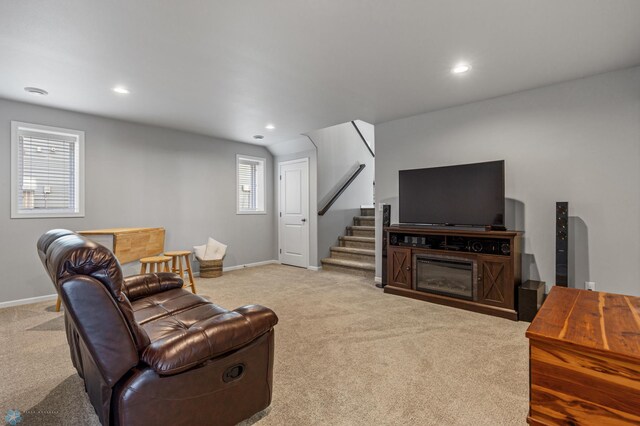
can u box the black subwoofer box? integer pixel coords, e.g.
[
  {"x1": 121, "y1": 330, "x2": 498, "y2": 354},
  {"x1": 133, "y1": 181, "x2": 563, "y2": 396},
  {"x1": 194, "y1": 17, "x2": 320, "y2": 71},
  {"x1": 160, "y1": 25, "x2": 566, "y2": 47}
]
[{"x1": 518, "y1": 280, "x2": 546, "y2": 322}]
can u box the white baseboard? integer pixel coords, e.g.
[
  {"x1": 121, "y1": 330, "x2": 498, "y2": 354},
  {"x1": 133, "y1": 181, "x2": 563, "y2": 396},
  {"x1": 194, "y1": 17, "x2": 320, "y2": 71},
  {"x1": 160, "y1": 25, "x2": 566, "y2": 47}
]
[
  {"x1": 307, "y1": 265, "x2": 321, "y2": 271},
  {"x1": 374, "y1": 276, "x2": 382, "y2": 284},
  {"x1": 0, "y1": 260, "x2": 280, "y2": 309},
  {"x1": 0, "y1": 293, "x2": 58, "y2": 309},
  {"x1": 223, "y1": 260, "x2": 279, "y2": 272}
]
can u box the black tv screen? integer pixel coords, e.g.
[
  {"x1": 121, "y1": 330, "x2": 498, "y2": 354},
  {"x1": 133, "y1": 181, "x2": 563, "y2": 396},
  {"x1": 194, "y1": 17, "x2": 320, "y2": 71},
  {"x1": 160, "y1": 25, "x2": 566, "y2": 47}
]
[{"x1": 399, "y1": 160, "x2": 505, "y2": 227}]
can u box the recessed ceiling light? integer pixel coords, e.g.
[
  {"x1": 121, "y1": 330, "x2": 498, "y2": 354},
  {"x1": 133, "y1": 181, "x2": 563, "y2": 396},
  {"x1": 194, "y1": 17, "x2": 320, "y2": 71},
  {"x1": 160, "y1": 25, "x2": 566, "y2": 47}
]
[
  {"x1": 24, "y1": 87, "x2": 48, "y2": 96},
  {"x1": 253, "y1": 135, "x2": 265, "y2": 140},
  {"x1": 265, "y1": 124, "x2": 275, "y2": 130},
  {"x1": 451, "y1": 63, "x2": 472, "y2": 74},
  {"x1": 112, "y1": 86, "x2": 130, "y2": 94}
]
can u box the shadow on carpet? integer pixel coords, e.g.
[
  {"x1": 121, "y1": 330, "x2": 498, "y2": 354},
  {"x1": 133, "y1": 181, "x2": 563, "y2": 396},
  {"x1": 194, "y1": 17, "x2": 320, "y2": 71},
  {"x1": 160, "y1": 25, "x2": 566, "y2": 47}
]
[{"x1": 11, "y1": 376, "x2": 99, "y2": 426}]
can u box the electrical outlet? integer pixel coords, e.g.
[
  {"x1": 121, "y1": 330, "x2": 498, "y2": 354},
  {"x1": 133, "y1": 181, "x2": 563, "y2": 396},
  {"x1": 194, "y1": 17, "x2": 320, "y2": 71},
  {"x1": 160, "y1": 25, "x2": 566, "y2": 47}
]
[{"x1": 585, "y1": 281, "x2": 596, "y2": 291}]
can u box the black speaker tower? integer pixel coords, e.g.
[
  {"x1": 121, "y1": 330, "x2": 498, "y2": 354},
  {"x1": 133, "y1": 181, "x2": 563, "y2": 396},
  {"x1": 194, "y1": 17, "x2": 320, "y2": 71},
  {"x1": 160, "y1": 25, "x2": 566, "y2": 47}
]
[
  {"x1": 555, "y1": 202, "x2": 569, "y2": 287},
  {"x1": 377, "y1": 204, "x2": 391, "y2": 289}
]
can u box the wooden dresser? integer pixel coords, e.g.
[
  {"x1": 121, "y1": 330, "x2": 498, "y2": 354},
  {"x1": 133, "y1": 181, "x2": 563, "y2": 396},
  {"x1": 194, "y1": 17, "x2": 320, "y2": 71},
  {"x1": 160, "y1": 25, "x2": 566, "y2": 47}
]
[
  {"x1": 78, "y1": 227, "x2": 165, "y2": 264},
  {"x1": 526, "y1": 286, "x2": 640, "y2": 425}
]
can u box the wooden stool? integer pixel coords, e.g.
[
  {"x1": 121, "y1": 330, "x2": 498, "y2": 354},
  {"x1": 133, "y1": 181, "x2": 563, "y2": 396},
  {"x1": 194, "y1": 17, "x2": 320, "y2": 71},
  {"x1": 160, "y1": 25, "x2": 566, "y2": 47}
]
[
  {"x1": 164, "y1": 250, "x2": 197, "y2": 294},
  {"x1": 139, "y1": 255, "x2": 172, "y2": 274}
]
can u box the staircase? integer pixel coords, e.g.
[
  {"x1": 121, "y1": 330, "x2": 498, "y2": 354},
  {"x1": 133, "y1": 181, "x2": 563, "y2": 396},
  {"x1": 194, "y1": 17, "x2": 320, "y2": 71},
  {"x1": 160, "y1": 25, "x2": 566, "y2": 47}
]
[{"x1": 321, "y1": 207, "x2": 375, "y2": 278}]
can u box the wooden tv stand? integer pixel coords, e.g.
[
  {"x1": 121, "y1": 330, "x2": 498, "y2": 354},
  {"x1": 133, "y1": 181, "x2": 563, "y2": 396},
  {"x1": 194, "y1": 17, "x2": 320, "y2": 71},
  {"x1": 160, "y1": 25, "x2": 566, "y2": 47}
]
[{"x1": 384, "y1": 224, "x2": 522, "y2": 320}]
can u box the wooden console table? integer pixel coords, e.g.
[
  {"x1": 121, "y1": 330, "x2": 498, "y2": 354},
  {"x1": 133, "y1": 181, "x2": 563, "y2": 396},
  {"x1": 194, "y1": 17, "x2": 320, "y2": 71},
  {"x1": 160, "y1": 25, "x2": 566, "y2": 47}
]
[
  {"x1": 526, "y1": 286, "x2": 640, "y2": 425},
  {"x1": 384, "y1": 225, "x2": 522, "y2": 320},
  {"x1": 78, "y1": 227, "x2": 165, "y2": 264}
]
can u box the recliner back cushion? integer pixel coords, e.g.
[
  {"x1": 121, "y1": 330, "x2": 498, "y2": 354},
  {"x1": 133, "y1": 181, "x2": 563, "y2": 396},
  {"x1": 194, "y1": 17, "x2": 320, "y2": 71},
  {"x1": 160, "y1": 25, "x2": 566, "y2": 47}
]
[
  {"x1": 46, "y1": 233, "x2": 123, "y2": 294},
  {"x1": 37, "y1": 229, "x2": 75, "y2": 274},
  {"x1": 40, "y1": 230, "x2": 150, "y2": 350}
]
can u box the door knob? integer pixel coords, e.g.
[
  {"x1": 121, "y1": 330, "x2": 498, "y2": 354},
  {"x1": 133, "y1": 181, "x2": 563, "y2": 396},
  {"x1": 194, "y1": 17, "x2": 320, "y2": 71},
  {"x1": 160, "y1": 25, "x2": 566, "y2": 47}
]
[{"x1": 301, "y1": 218, "x2": 307, "y2": 222}]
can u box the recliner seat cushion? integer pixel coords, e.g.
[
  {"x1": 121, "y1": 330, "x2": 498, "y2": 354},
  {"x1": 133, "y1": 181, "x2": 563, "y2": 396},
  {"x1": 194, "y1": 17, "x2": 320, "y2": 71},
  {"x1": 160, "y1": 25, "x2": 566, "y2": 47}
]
[
  {"x1": 131, "y1": 289, "x2": 211, "y2": 326},
  {"x1": 138, "y1": 299, "x2": 230, "y2": 343}
]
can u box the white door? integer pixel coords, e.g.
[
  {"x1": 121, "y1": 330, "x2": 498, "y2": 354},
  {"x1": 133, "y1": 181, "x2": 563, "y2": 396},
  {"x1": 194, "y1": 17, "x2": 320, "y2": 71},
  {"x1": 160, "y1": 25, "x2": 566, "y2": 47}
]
[{"x1": 279, "y1": 158, "x2": 309, "y2": 268}]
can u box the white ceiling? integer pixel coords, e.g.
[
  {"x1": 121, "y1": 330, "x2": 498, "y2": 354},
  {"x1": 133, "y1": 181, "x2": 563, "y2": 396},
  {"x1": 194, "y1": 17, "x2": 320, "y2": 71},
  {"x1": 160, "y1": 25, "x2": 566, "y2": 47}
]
[{"x1": 1, "y1": 1, "x2": 639, "y2": 146}]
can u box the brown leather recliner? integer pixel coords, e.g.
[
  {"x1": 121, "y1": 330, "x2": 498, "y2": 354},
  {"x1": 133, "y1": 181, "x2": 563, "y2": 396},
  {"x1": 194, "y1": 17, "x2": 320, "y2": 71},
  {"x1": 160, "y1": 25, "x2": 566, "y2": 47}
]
[{"x1": 37, "y1": 229, "x2": 278, "y2": 426}]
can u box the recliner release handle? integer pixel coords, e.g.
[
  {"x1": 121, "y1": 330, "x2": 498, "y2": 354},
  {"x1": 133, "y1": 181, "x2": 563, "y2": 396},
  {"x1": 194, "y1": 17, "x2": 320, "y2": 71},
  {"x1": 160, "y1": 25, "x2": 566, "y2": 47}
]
[{"x1": 223, "y1": 363, "x2": 245, "y2": 383}]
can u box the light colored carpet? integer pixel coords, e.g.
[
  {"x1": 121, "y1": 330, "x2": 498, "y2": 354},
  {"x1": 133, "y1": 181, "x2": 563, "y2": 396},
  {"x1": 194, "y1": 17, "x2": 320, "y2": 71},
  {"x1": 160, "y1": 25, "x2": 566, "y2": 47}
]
[{"x1": 0, "y1": 265, "x2": 530, "y2": 425}]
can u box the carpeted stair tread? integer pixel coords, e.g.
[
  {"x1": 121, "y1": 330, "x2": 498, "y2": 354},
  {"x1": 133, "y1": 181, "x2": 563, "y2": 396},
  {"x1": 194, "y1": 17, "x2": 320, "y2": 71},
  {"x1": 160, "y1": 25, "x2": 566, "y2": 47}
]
[
  {"x1": 353, "y1": 216, "x2": 375, "y2": 226},
  {"x1": 347, "y1": 225, "x2": 375, "y2": 231},
  {"x1": 320, "y1": 258, "x2": 376, "y2": 271},
  {"x1": 347, "y1": 225, "x2": 375, "y2": 238},
  {"x1": 360, "y1": 207, "x2": 375, "y2": 216},
  {"x1": 330, "y1": 247, "x2": 375, "y2": 257},
  {"x1": 338, "y1": 236, "x2": 375, "y2": 250},
  {"x1": 339, "y1": 236, "x2": 374, "y2": 243}
]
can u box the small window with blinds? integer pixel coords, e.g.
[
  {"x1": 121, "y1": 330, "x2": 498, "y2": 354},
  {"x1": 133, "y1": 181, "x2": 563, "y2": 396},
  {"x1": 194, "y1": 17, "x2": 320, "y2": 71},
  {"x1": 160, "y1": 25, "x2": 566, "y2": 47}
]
[
  {"x1": 11, "y1": 121, "x2": 85, "y2": 218},
  {"x1": 236, "y1": 155, "x2": 266, "y2": 214}
]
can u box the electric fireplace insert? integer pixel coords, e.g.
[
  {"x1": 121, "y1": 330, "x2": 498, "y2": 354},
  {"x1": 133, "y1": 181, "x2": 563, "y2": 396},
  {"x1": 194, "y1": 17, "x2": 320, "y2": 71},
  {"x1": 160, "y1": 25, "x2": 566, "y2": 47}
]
[{"x1": 413, "y1": 254, "x2": 477, "y2": 300}]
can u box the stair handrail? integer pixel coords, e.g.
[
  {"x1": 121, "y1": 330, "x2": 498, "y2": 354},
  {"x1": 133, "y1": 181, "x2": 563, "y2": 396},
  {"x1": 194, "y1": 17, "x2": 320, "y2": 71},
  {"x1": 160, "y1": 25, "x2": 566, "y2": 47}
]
[
  {"x1": 351, "y1": 121, "x2": 375, "y2": 158},
  {"x1": 318, "y1": 163, "x2": 366, "y2": 216}
]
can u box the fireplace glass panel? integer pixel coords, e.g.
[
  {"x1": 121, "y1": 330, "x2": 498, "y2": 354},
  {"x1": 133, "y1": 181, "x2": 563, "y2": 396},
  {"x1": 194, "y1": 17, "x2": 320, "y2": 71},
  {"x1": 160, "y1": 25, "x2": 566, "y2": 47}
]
[{"x1": 415, "y1": 256, "x2": 474, "y2": 300}]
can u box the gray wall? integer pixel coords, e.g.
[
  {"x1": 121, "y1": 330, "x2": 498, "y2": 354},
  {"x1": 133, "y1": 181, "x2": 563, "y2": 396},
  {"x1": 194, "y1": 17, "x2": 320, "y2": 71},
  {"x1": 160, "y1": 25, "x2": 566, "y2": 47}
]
[
  {"x1": 375, "y1": 66, "x2": 640, "y2": 296},
  {"x1": 308, "y1": 121, "x2": 375, "y2": 263},
  {"x1": 0, "y1": 98, "x2": 276, "y2": 304},
  {"x1": 273, "y1": 149, "x2": 319, "y2": 268}
]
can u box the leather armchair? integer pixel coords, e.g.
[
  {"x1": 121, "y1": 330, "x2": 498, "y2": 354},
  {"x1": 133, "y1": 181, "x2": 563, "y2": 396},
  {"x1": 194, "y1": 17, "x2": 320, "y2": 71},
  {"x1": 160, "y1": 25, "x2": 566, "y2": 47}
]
[{"x1": 37, "y1": 230, "x2": 278, "y2": 426}]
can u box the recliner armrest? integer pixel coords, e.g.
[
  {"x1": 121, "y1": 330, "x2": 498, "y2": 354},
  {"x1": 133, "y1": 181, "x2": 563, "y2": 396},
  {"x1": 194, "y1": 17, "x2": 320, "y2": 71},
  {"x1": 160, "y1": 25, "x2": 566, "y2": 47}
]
[
  {"x1": 123, "y1": 273, "x2": 184, "y2": 301},
  {"x1": 141, "y1": 305, "x2": 278, "y2": 376}
]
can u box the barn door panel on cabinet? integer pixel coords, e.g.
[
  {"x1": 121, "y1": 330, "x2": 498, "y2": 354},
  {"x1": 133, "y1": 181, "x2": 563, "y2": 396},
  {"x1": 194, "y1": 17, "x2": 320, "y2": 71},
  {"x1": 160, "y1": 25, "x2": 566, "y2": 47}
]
[
  {"x1": 388, "y1": 246, "x2": 412, "y2": 289},
  {"x1": 478, "y1": 256, "x2": 513, "y2": 309}
]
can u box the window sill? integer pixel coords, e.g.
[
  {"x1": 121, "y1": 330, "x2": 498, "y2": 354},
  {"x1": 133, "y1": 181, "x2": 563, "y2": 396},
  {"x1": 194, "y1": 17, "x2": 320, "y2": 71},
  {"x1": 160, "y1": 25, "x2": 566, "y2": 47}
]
[
  {"x1": 236, "y1": 210, "x2": 267, "y2": 215},
  {"x1": 11, "y1": 211, "x2": 85, "y2": 219}
]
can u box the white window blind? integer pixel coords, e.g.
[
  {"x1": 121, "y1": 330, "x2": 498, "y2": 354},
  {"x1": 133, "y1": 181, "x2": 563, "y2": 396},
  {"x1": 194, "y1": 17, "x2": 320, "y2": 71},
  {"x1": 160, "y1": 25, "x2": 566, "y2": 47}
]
[
  {"x1": 237, "y1": 155, "x2": 265, "y2": 214},
  {"x1": 11, "y1": 122, "x2": 85, "y2": 218}
]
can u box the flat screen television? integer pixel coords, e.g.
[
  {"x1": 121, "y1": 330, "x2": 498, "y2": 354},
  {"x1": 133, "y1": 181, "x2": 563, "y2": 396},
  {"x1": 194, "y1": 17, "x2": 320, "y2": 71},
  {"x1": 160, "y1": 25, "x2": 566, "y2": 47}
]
[{"x1": 399, "y1": 160, "x2": 505, "y2": 227}]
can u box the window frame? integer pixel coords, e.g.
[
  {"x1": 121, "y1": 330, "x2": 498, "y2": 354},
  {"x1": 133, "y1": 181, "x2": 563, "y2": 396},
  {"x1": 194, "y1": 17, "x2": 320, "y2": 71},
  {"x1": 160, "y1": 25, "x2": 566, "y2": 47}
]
[
  {"x1": 236, "y1": 154, "x2": 266, "y2": 215},
  {"x1": 10, "y1": 121, "x2": 85, "y2": 219}
]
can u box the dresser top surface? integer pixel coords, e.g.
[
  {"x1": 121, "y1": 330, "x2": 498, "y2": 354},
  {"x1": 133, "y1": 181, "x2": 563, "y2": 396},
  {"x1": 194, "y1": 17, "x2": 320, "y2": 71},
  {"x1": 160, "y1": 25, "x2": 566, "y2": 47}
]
[
  {"x1": 78, "y1": 227, "x2": 164, "y2": 236},
  {"x1": 526, "y1": 286, "x2": 640, "y2": 362}
]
